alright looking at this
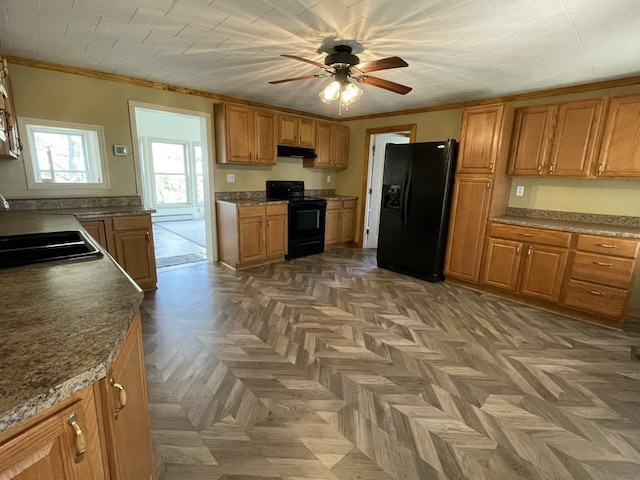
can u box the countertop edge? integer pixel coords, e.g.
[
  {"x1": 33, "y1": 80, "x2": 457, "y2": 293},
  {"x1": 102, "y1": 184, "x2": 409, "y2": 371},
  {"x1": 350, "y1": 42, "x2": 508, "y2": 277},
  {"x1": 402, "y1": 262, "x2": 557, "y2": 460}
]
[{"x1": 491, "y1": 215, "x2": 640, "y2": 239}]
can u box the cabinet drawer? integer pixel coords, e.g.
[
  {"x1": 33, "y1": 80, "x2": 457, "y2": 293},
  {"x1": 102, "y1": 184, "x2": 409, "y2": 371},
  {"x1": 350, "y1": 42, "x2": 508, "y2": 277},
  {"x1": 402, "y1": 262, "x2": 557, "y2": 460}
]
[
  {"x1": 576, "y1": 234, "x2": 640, "y2": 259},
  {"x1": 343, "y1": 199, "x2": 357, "y2": 209},
  {"x1": 238, "y1": 205, "x2": 265, "y2": 218},
  {"x1": 112, "y1": 215, "x2": 151, "y2": 231},
  {"x1": 570, "y1": 252, "x2": 636, "y2": 288},
  {"x1": 266, "y1": 204, "x2": 287, "y2": 216},
  {"x1": 326, "y1": 200, "x2": 342, "y2": 210},
  {"x1": 488, "y1": 223, "x2": 572, "y2": 247},
  {"x1": 563, "y1": 279, "x2": 628, "y2": 318}
]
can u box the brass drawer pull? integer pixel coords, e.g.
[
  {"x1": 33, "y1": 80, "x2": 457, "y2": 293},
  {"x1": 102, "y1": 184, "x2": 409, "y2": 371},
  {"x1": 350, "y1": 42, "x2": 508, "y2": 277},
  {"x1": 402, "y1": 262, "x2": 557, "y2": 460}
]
[
  {"x1": 110, "y1": 378, "x2": 128, "y2": 420},
  {"x1": 68, "y1": 413, "x2": 86, "y2": 463},
  {"x1": 519, "y1": 233, "x2": 534, "y2": 237},
  {"x1": 527, "y1": 246, "x2": 533, "y2": 257},
  {"x1": 596, "y1": 243, "x2": 616, "y2": 248},
  {"x1": 516, "y1": 244, "x2": 521, "y2": 255},
  {"x1": 587, "y1": 290, "x2": 605, "y2": 296},
  {"x1": 592, "y1": 261, "x2": 613, "y2": 266}
]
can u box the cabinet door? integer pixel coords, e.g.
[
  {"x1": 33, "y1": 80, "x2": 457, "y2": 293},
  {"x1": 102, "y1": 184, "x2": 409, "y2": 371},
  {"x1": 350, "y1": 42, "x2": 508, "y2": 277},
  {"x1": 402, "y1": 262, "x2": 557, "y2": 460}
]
[
  {"x1": 113, "y1": 229, "x2": 156, "y2": 288},
  {"x1": 314, "y1": 122, "x2": 332, "y2": 168},
  {"x1": 298, "y1": 117, "x2": 316, "y2": 147},
  {"x1": 265, "y1": 213, "x2": 287, "y2": 258},
  {"x1": 481, "y1": 238, "x2": 522, "y2": 292},
  {"x1": 254, "y1": 109, "x2": 276, "y2": 165},
  {"x1": 0, "y1": 389, "x2": 105, "y2": 480},
  {"x1": 325, "y1": 202, "x2": 342, "y2": 246},
  {"x1": 549, "y1": 99, "x2": 604, "y2": 177},
  {"x1": 444, "y1": 175, "x2": 492, "y2": 283},
  {"x1": 100, "y1": 315, "x2": 153, "y2": 480},
  {"x1": 331, "y1": 124, "x2": 349, "y2": 168},
  {"x1": 457, "y1": 104, "x2": 504, "y2": 173},
  {"x1": 520, "y1": 245, "x2": 568, "y2": 302},
  {"x1": 277, "y1": 114, "x2": 298, "y2": 145},
  {"x1": 226, "y1": 104, "x2": 253, "y2": 163},
  {"x1": 508, "y1": 105, "x2": 556, "y2": 176},
  {"x1": 80, "y1": 220, "x2": 109, "y2": 250},
  {"x1": 340, "y1": 204, "x2": 356, "y2": 243},
  {"x1": 596, "y1": 94, "x2": 640, "y2": 177},
  {"x1": 238, "y1": 216, "x2": 265, "y2": 263}
]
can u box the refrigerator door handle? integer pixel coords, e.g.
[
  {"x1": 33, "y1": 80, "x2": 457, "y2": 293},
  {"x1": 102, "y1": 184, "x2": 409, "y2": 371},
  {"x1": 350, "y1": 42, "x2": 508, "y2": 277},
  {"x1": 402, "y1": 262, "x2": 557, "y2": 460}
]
[{"x1": 402, "y1": 172, "x2": 411, "y2": 227}]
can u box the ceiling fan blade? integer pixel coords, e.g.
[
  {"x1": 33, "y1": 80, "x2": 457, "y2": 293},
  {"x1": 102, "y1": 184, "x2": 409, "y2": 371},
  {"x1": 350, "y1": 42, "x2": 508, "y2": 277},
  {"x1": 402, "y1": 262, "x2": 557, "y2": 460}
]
[
  {"x1": 281, "y1": 54, "x2": 328, "y2": 70},
  {"x1": 357, "y1": 56, "x2": 408, "y2": 73},
  {"x1": 359, "y1": 76, "x2": 412, "y2": 95},
  {"x1": 268, "y1": 75, "x2": 319, "y2": 85}
]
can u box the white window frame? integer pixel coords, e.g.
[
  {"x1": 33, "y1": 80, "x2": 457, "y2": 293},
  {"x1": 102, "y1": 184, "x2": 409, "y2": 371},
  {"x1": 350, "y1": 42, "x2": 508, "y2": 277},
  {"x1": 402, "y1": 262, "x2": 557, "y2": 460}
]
[{"x1": 18, "y1": 117, "x2": 110, "y2": 190}]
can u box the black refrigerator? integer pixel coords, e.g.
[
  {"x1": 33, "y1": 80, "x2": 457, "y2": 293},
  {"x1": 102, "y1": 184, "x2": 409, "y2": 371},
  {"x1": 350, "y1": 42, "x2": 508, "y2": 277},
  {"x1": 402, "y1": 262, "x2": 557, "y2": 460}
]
[{"x1": 376, "y1": 140, "x2": 458, "y2": 282}]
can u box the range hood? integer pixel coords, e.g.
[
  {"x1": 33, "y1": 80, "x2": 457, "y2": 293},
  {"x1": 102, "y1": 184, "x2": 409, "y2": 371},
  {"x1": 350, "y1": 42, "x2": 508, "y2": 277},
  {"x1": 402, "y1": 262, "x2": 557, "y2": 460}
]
[{"x1": 277, "y1": 145, "x2": 317, "y2": 159}]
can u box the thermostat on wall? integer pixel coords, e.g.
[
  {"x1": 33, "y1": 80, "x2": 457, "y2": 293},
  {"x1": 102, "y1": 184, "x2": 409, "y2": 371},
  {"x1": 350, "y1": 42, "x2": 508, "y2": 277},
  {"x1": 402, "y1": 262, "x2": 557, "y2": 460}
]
[{"x1": 113, "y1": 145, "x2": 128, "y2": 156}]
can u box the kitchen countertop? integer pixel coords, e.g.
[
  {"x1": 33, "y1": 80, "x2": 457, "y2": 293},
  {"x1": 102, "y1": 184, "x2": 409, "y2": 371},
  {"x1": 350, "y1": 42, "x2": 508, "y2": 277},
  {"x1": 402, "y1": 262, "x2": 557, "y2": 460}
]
[
  {"x1": 491, "y1": 215, "x2": 640, "y2": 239},
  {"x1": 216, "y1": 198, "x2": 288, "y2": 206},
  {"x1": 0, "y1": 211, "x2": 144, "y2": 435},
  {"x1": 6, "y1": 205, "x2": 156, "y2": 219},
  {"x1": 318, "y1": 194, "x2": 358, "y2": 201}
]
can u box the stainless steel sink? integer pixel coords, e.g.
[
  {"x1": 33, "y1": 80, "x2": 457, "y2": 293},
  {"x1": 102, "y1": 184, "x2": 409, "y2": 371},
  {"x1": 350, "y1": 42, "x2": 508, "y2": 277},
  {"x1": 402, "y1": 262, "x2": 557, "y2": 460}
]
[{"x1": 0, "y1": 230, "x2": 103, "y2": 268}]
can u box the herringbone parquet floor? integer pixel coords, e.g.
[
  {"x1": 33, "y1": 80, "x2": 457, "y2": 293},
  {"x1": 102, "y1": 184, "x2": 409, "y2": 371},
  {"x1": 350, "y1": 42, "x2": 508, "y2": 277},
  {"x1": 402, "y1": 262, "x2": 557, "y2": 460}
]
[{"x1": 141, "y1": 248, "x2": 640, "y2": 480}]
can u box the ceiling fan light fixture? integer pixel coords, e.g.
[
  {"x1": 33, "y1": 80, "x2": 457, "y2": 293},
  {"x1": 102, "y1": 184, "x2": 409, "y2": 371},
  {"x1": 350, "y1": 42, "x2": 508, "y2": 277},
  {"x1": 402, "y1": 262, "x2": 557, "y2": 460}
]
[
  {"x1": 319, "y1": 80, "x2": 341, "y2": 103},
  {"x1": 340, "y1": 82, "x2": 362, "y2": 106}
]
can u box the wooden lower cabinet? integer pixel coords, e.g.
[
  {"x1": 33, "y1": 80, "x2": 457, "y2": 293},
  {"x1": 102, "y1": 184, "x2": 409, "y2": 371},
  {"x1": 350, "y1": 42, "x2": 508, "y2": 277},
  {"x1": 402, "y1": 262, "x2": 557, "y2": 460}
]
[
  {"x1": 98, "y1": 314, "x2": 153, "y2": 480},
  {"x1": 0, "y1": 314, "x2": 153, "y2": 480},
  {"x1": 324, "y1": 199, "x2": 357, "y2": 248},
  {"x1": 217, "y1": 202, "x2": 287, "y2": 270},
  {"x1": 444, "y1": 175, "x2": 493, "y2": 282},
  {"x1": 479, "y1": 223, "x2": 640, "y2": 328},
  {"x1": 80, "y1": 214, "x2": 157, "y2": 291}
]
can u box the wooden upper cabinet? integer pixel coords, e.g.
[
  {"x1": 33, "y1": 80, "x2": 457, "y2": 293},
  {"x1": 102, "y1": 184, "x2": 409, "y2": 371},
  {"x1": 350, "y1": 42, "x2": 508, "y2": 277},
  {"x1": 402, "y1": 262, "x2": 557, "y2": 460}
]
[
  {"x1": 214, "y1": 103, "x2": 276, "y2": 165},
  {"x1": 254, "y1": 109, "x2": 277, "y2": 165},
  {"x1": 313, "y1": 121, "x2": 332, "y2": 168},
  {"x1": 278, "y1": 114, "x2": 316, "y2": 147},
  {"x1": 305, "y1": 121, "x2": 349, "y2": 169},
  {"x1": 457, "y1": 104, "x2": 508, "y2": 174},
  {"x1": 548, "y1": 99, "x2": 605, "y2": 177},
  {"x1": 508, "y1": 105, "x2": 557, "y2": 176},
  {"x1": 0, "y1": 54, "x2": 22, "y2": 160},
  {"x1": 596, "y1": 94, "x2": 640, "y2": 177},
  {"x1": 331, "y1": 124, "x2": 349, "y2": 169}
]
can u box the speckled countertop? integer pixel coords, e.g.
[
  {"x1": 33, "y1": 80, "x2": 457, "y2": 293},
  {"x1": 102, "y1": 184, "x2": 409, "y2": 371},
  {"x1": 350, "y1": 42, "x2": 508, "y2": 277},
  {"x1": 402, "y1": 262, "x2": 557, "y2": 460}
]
[
  {"x1": 491, "y1": 215, "x2": 640, "y2": 239},
  {"x1": 318, "y1": 194, "x2": 358, "y2": 201},
  {"x1": 0, "y1": 212, "x2": 143, "y2": 435},
  {"x1": 25, "y1": 205, "x2": 156, "y2": 219},
  {"x1": 216, "y1": 198, "x2": 288, "y2": 206}
]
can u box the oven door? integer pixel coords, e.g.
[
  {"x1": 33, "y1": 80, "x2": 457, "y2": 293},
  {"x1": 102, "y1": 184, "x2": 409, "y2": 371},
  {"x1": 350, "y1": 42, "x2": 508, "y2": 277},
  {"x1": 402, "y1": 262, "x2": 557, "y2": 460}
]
[{"x1": 289, "y1": 200, "x2": 326, "y2": 241}]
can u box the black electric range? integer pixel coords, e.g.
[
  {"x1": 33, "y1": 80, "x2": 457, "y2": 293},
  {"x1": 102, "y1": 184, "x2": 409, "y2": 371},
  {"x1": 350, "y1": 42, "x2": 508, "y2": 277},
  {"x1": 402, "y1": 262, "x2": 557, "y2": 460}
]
[{"x1": 266, "y1": 181, "x2": 327, "y2": 259}]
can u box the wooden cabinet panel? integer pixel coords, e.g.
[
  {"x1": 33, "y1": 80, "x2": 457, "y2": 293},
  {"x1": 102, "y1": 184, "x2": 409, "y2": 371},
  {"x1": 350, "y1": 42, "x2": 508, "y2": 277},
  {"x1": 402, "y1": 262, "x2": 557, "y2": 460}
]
[
  {"x1": 340, "y1": 204, "x2": 356, "y2": 243},
  {"x1": 0, "y1": 55, "x2": 22, "y2": 160},
  {"x1": 487, "y1": 223, "x2": 572, "y2": 248},
  {"x1": 113, "y1": 229, "x2": 156, "y2": 288},
  {"x1": 520, "y1": 245, "x2": 568, "y2": 302},
  {"x1": 225, "y1": 104, "x2": 253, "y2": 164},
  {"x1": 331, "y1": 124, "x2": 349, "y2": 169},
  {"x1": 313, "y1": 122, "x2": 332, "y2": 168},
  {"x1": 575, "y1": 234, "x2": 640, "y2": 259},
  {"x1": 444, "y1": 175, "x2": 492, "y2": 282},
  {"x1": 266, "y1": 205, "x2": 287, "y2": 258},
  {"x1": 457, "y1": 104, "x2": 506, "y2": 173},
  {"x1": 508, "y1": 105, "x2": 557, "y2": 176},
  {"x1": 324, "y1": 201, "x2": 342, "y2": 247},
  {"x1": 238, "y1": 216, "x2": 265, "y2": 263},
  {"x1": 564, "y1": 279, "x2": 628, "y2": 318},
  {"x1": 570, "y1": 252, "x2": 635, "y2": 289},
  {"x1": 99, "y1": 315, "x2": 153, "y2": 480},
  {"x1": 596, "y1": 94, "x2": 640, "y2": 177},
  {"x1": 80, "y1": 220, "x2": 108, "y2": 250},
  {"x1": 277, "y1": 114, "x2": 298, "y2": 145},
  {"x1": 298, "y1": 117, "x2": 316, "y2": 147},
  {"x1": 481, "y1": 238, "x2": 521, "y2": 292},
  {"x1": 549, "y1": 99, "x2": 605, "y2": 176},
  {"x1": 0, "y1": 388, "x2": 105, "y2": 480},
  {"x1": 254, "y1": 109, "x2": 276, "y2": 165}
]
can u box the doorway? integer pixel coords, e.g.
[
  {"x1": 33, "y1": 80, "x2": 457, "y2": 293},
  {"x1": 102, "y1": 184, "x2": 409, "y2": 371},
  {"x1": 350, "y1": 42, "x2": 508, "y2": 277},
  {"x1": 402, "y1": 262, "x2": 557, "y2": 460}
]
[
  {"x1": 360, "y1": 125, "x2": 416, "y2": 249},
  {"x1": 129, "y1": 102, "x2": 216, "y2": 267}
]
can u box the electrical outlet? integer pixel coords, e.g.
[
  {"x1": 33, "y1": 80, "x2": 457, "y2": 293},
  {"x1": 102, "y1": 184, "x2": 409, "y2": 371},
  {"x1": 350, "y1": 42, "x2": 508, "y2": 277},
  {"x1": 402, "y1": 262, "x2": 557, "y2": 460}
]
[
  {"x1": 515, "y1": 185, "x2": 525, "y2": 197},
  {"x1": 227, "y1": 174, "x2": 235, "y2": 183},
  {"x1": 327, "y1": 175, "x2": 332, "y2": 183}
]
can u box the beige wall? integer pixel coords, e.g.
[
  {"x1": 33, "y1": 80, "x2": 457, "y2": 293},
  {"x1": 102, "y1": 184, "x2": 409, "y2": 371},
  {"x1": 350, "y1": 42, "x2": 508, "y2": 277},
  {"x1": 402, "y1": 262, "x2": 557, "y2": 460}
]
[{"x1": 0, "y1": 64, "x2": 334, "y2": 199}]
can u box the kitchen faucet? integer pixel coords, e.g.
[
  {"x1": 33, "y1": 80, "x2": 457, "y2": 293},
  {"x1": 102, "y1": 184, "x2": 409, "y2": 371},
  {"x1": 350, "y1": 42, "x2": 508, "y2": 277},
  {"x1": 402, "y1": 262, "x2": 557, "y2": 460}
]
[{"x1": 0, "y1": 193, "x2": 9, "y2": 209}]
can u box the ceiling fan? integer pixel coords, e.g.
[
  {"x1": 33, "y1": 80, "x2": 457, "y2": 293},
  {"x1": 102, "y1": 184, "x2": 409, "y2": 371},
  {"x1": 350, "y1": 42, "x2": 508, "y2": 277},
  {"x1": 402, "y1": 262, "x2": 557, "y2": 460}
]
[{"x1": 268, "y1": 45, "x2": 412, "y2": 113}]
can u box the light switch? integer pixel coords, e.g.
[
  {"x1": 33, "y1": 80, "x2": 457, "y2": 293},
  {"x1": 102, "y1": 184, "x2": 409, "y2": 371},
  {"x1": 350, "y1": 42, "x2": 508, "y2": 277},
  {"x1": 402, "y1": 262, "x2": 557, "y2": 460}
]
[
  {"x1": 227, "y1": 174, "x2": 235, "y2": 183},
  {"x1": 326, "y1": 175, "x2": 332, "y2": 183},
  {"x1": 515, "y1": 185, "x2": 525, "y2": 197}
]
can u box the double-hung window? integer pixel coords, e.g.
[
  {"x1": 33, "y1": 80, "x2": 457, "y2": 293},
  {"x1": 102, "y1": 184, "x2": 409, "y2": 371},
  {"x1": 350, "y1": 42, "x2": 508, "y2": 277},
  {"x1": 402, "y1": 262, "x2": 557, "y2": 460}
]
[{"x1": 19, "y1": 117, "x2": 109, "y2": 188}]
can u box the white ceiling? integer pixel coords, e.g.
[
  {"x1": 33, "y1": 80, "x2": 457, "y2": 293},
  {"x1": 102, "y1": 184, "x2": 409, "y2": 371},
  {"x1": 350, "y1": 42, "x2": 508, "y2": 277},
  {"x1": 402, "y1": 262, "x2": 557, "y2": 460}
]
[{"x1": 1, "y1": 0, "x2": 639, "y2": 118}]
